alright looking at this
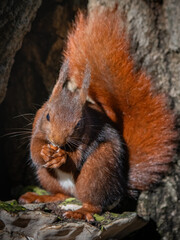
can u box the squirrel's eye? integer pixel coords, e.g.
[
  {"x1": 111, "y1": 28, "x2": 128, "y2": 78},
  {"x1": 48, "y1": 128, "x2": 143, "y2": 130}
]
[
  {"x1": 76, "y1": 120, "x2": 81, "y2": 129},
  {"x1": 46, "y1": 113, "x2": 50, "y2": 121}
]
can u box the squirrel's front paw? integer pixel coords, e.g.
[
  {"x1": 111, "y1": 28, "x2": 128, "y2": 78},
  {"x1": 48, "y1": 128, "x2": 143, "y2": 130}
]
[
  {"x1": 41, "y1": 144, "x2": 67, "y2": 168},
  {"x1": 40, "y1": 144, "x2": 57, "y2": 161}
]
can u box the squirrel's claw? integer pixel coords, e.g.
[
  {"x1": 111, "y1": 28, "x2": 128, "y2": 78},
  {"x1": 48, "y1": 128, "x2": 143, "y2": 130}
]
[
  {"x1": 41, "y1": 144, "x2": 67, "y2": 168},
  {"x1": 43, "y1": 156, "x2": 66, "y2": 168},
  {"x1": 40, "y1": 144, "x2": 55, "y2": 162}
]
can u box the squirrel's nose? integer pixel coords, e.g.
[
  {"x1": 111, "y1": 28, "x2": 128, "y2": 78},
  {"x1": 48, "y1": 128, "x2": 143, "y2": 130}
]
[{"x1": 49, "y1": 135, "x2": 66, "y2": 148}]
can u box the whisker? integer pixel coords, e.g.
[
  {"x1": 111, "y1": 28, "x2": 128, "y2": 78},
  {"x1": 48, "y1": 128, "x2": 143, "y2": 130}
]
[
  {"x1": 68, "y1": 137, "x2": 81, "y2": 144},
  {"x1": 68, "y1": 142, "x2": 78, "y2": 149},
  {"x1": 18, "y1": 140, "x2": 31, "y2": 149},
  {"x1": 66, "y1": 141, "x2": 74, "y2": 152},
  {"x1": 6, "y1": 127, "x2": 32, "y2": 131},
  {"x1": 1, "y1": 131, "x2": 31, "y2": 138},
  {"x1": 13, "y1": 113, "x2": 34, "y2": 123},
  {"x1": 20, "y1": 136, "x2": 31, "y2": 141},
  {"x1": 25, "y1": 122, "x2": 33, "y2": 127},
  {"x1": 1, "y1": 132, "x2": 30, "y2": 137},
  {"x1": 33, "y1": 103, "x2": 42, "y2": 107},
  {"x1": 5, "y1": 134, "x2": 30, "y2": 139},
  {"x1": 68, "y1": 139, "x2": 82, "y2": 149},
  {"x1": 72, "y1": 139, "x2": 81, "y2": 146},
  {"x1": 69, "y1": 137, "x2": 86, "y2": 145},
  {"x1": 13, "y1": 113, "x2": 34, "y2": 118}
]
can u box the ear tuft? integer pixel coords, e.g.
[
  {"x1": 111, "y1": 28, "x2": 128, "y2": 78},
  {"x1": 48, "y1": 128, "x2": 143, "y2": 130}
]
[
  {"x1": 58, "y1": 59, "x2": 69, "y2": 86},
  {"x1": 80, "y1": 64, "x2": 91, "y2": 103},
  {"x1": 51, "y1": 59, "x2": 69, "y2": 98}
]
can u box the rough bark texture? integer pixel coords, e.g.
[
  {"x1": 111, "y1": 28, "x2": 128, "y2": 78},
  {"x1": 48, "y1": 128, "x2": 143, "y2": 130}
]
[
  {"x1": 0, "y1": 0, "x2": 42, "y2": 104},
  {"x1": 89, "y1": 0, "x2": 180, "y2": 239},
  {"x1": 0, "y1": 199, "x2": 147, "y2": 240},
  {"x1": 0, "y1": 0, "x2": 179, "y2": 239}
]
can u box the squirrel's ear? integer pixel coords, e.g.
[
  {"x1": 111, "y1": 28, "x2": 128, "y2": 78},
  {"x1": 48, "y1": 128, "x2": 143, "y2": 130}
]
[
  {"x1": 80, "y1": 64, "x2": 91, "y2": 103},
  {"x1": 51, "y1": 59, "x2": 69, "y2": 97}
]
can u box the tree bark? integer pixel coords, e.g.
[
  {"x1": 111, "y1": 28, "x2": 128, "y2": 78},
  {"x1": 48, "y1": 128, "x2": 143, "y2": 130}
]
[{"x1": 0, "y1": 0, "x2": 42, "y2": 104}]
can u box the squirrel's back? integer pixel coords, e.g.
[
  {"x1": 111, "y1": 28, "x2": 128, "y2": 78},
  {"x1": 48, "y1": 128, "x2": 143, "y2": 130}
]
[{"x1": 64, "y1": 9, "x2": 177, "y2": 190}]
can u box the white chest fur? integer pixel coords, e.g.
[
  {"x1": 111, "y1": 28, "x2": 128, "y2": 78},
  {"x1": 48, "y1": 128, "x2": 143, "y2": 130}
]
[{"x1": 55, "y1": 169, "x2": 76, "y2": 196}]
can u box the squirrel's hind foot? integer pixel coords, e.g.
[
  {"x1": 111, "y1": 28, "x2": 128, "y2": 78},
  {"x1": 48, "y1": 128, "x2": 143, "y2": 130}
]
[
  {"x1": 63, "y1": 209, "x2": 94, "y2": 222},
  {"x1": 19, "y1": 192, "x2": 69, "y2": 204},
  {"x1": 63, "y1": 203, "x2": 101, "y2": 222}
]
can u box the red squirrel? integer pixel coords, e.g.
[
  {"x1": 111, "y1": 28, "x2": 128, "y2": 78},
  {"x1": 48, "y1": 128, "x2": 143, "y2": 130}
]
[{"x1": 19, "y1": 9, "x2": 177, "y2": 222}]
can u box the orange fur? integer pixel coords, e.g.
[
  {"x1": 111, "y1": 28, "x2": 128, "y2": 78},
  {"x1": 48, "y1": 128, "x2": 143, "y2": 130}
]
[{"x1": 64, "y1": 9, "x2": 177, "y2": 190}]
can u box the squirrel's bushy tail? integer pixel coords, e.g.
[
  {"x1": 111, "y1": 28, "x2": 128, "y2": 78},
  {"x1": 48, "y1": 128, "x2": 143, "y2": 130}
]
[{"x1": 64, "y1": 9, "x2": 177, "y2": 190}]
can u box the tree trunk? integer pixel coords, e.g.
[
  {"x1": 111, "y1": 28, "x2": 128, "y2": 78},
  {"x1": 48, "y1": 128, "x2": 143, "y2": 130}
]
[{"x1": 0, "y1": 0, "x2": 42, "y2": 103}]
